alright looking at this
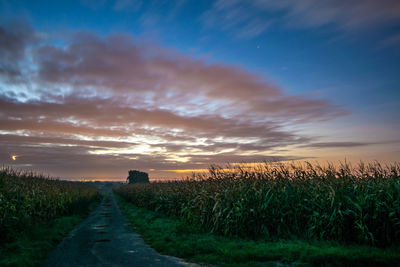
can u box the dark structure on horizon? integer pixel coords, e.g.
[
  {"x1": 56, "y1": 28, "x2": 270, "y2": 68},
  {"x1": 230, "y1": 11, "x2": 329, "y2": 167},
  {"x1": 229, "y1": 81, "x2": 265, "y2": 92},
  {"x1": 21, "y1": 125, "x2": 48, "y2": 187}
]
[{"x1": 127, "y1": 170, "x2": 149, "y2": 184}]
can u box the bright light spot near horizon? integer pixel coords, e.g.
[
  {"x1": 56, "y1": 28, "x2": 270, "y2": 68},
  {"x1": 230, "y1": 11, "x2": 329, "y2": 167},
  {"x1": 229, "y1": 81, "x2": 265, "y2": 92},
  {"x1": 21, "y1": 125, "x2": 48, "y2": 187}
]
[
  {"x1": 165, "y1": 155, "x2": 191, "y2": 162},
  {"x1": 12, "y1": 155, "x2": 17, "y2": 160},
  {"x1": 88, "y1": 144, "x2": 164, "y2": 155}
]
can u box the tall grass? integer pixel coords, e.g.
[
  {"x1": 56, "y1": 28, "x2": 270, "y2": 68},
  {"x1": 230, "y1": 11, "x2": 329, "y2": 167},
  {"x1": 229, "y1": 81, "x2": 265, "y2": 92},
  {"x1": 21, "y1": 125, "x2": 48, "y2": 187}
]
[
  {"x1": 0, "y1": 167, "x2": 99, "y2": 243},
  {"x1": 115, "y1": 161, "x2": 400, "y2": 247}
]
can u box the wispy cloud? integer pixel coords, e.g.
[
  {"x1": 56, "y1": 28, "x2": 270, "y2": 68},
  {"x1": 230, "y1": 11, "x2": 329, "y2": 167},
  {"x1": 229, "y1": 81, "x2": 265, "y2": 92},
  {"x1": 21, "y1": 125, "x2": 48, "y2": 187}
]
[
  {"x1": 31, "y1": 30, "x2": 344, "y2": 121},
  {"x1": 302, "y1": 140, "x2": 400, "y2": 149},
  {"x1": 303, "y1": 142, "x2": 373, "y2": 148},
  {"x1": 380, "y1": 33, "x2": 400, "y2": 48},
  {"x1": 201, "y1": 0, "x2": 274, "y2": 39},
  {"x1": 0, "y1": 21, "x2": 347, "y2": 179},
  {"x1": 201, "y1": 0, "x2": 400, "y2": 38}
]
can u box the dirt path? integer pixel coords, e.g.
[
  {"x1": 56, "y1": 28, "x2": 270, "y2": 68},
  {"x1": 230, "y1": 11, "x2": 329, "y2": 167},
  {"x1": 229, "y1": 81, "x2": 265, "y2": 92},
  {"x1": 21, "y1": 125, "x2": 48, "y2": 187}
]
[{"x1": 42, "y1": 185, "x2": 188, "y2": 267}]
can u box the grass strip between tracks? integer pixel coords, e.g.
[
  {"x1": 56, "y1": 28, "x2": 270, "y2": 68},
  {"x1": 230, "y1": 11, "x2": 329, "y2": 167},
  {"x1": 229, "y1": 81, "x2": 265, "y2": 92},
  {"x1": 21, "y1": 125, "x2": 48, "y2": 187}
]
[{"x1": 115, "y1": 193, "x2": 400, "y2": 267}]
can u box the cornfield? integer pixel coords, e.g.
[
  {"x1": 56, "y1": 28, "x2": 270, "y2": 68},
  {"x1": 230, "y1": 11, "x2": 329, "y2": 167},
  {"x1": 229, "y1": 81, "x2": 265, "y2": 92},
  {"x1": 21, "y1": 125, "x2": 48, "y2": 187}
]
[
  {"x1": 115, "y1": 162, "x2": 400, "y2": 247},
  {"x1": 0, "y1": 167, "x2": 99, "y2": 243}
]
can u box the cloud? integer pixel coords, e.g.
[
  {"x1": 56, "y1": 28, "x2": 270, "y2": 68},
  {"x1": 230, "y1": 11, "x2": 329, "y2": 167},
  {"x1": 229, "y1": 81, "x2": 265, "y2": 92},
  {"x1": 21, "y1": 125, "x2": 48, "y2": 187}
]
[
  {"x1": 0, "y1": 132, "x2": 298, "y2": 180},
  {"x1": 260, "y1": 0, "x2": 400, "y2": 30},
  {"x1": 380, "y1": 33, "x2": 400, "y2": 48},
  {"x1": 0, "y1": 134, "x2": 137, "y2": 148},
  {"x1": 202, "y1": 0, "x2": 400, "y2": 38},
  {"x1": 0, "y1": 21, "x2": 37, "y2": 81},
  {"x1": 0, "y1": 21, "x2": 348, "y2": 179},
  {"x1": 303, "y1": 142, "x2": 373, "y2": 148},
  {"x1": 0, "y1": 94, "x2": 301, "y2": 141},
  {"x1": 303, "y1": 140, "x2": 400, "y2": 149},
  {"x1": 32, "y1": 30, "x2": 344, "y2": 122},
  {"x1": 201, "y1": 0, "x2": 273, "y2": 39}
]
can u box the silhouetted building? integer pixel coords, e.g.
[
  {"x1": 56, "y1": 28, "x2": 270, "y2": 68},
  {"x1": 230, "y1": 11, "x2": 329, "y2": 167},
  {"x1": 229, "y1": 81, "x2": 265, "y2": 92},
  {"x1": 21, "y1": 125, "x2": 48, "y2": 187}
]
[{"x1": 127, "y1": 170, "x2": 149, "y2": 184}]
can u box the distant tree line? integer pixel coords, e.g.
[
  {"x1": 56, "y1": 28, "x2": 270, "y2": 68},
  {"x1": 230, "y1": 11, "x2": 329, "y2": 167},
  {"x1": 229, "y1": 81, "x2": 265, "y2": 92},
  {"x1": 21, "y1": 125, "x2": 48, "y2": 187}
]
[{"x1": 127, "y1": 170, "x2": 149, "y2": 184}]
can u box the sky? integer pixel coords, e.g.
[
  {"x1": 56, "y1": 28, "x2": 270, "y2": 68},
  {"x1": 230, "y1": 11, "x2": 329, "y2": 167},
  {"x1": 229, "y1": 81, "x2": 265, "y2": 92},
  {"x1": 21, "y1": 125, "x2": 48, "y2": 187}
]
[{"x1": 0, "y1": 0, "x2": 399, "y2": 181}]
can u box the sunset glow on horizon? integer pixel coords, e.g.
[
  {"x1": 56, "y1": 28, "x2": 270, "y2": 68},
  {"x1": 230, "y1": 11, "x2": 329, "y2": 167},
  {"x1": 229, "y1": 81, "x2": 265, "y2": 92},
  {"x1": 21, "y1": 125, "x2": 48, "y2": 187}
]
[{"x1": 1, "y1": 1, "x2": 399, "y2": 181}]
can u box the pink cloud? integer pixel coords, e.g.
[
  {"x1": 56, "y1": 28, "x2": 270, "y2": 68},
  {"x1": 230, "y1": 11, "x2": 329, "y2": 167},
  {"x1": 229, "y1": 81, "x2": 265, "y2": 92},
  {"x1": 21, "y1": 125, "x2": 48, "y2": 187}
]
[
  {"x1": 0, "y1": 21, "x2": 349, "y2": 179},
  {"x1": 32, "y1": 30, "x2": 343, "y2": 122}
]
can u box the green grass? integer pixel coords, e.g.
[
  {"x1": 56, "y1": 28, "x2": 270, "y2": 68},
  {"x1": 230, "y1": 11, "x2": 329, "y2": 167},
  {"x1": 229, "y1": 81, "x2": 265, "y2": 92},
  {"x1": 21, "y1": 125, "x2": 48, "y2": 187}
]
[
  {"x1": 0, "y1": 199, "x2": 100, "y2": 267},
  {"x1": 115, "y1": 193, "x2": 400, "y2": 267}
]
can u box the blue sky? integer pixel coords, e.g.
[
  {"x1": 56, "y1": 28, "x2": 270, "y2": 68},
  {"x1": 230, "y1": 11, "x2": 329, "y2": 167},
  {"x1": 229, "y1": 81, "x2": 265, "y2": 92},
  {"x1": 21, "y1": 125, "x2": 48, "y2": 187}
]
[{"x1": 0, "y1": 0, "x2": 399, "y2": 180}]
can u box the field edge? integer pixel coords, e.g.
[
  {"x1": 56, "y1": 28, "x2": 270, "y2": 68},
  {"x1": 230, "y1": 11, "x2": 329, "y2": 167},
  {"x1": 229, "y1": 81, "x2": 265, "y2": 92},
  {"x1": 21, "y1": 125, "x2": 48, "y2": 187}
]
[
  {"x1": 0, "y1": 198, "x2": 101, "y2": 267},
  {"x1": 115, "y1": 192, "x2": 400, "y2": 267}
]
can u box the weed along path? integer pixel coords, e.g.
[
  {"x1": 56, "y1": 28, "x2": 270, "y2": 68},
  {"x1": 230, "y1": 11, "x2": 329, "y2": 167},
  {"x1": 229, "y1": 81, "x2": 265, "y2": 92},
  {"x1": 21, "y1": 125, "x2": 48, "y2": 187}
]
[{"x1": 42, "y1": 185, "x2": 188, "y2": 267}]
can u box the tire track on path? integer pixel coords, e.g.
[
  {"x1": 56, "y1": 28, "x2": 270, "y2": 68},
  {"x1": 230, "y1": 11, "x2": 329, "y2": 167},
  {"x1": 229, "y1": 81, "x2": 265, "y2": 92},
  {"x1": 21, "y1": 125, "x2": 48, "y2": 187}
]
[{"x1": 42, "y1": 184, "x2": 189, "y2": 267}]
